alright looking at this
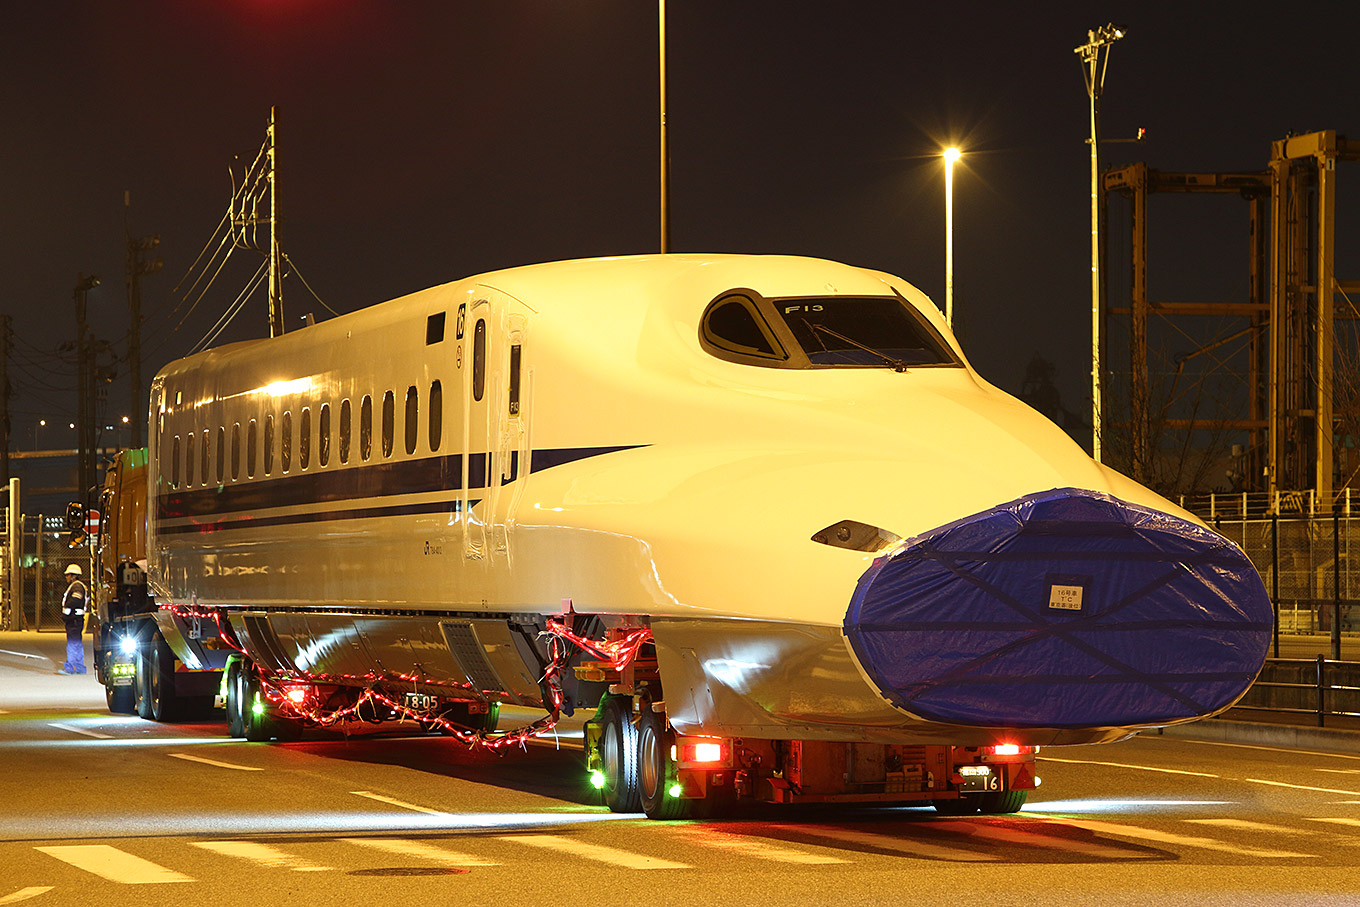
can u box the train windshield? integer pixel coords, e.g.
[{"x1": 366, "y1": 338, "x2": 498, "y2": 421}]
[{"x1": 773, "y1": 296, "x2": 958, "y2": 368}]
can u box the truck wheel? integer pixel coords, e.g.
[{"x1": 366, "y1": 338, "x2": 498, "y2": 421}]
[
  {"x1": 931, "y1": 795, "x2": 982, "y2": 816},
  {"x1": 638, "y1": 708, "x2": 690, "y2": 820},
  {"x1": 105, "y1": 683, "x2": 135, "y2": 714},
  {"x1": 243, "y1": 667, "x2": 277, "y2": 742},
  {"x1": 225, "y1": 659, "x2": 247, "y2": 738},
  {"x1": 148, "y1": 636, "x2": 180, "y2": 722},
  {"x1": 976, "y1": 790, "x2": 1028, "y2": 814},
  {"x1": 134, "y1": 648, "x2": 153, "y2": 720},
  {"x1": 599, "y1": 697, "x2": 641, "y2": 812}
]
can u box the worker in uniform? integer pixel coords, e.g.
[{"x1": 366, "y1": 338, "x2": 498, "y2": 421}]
[{"x1": 58, "y1": 563, "x2": 89, "y2": 675}]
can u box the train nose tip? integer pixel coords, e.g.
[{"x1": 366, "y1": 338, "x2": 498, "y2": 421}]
[{"x1": 843, "y1": 488, "x2": 1273, "y2": 729}]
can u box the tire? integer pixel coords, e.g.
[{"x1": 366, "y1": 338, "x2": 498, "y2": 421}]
[
  {"x1": 134, "y1": 647, "x2": 153, "y2": 720},
  {"x1": 931, "y1": 795, "x2": 982, "y2": 816},
  {"x1": 599, "y1": 697, "x2": 641, "y2": 812},
  {"x1": 105, "y1": 682, "x2": 135, "y2": 714},
  {"x1": 638, "y1": 707, "x2": 690, "y2": 820},
  {"x1": 148, "y1": 636, "x2": 180, "y2": 722},
  {"x1": 976, "y1": 789, "x2": 1028, "y2": 814},
  {"x1": 243, "y1": 665, "x2": 276, "y2": 742},
  {"x1": 225, "y1": 659, "x2": 247, "y2": 738}
]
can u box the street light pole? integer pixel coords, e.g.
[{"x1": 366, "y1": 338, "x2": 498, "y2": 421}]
[
  {"x1": 1075, "y1": 23, "x2": 1125, "y2": 463},
  {"x1": 943, "y1": 147, "x2": 961, "y2": 329},
  {"x1": 658, "y1": 0, "x2": 670, "y2": 254}
]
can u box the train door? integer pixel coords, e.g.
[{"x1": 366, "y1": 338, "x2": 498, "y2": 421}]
[{"x1": 460, "y1": 289, "x2": 531, "y2": 564}]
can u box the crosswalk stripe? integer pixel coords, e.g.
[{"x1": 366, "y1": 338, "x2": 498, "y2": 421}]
[
  {"x1": 1041, "y1": 817, "x2": 1315, "y2": 858},
  {"x1": 48, "y1": 722, "x2": 111, "y2": 739},
  {"x1": 350, "y1": 791, "x2": 446, "y2": 815},
  {"x1": 1306, "y1": 817, "x2": 1360, "y2": 829},
  {"x1": 35, "y1": 845, "x2": 193, "y2": 884},
  {"x1": 928, "y1": 819, "x2": 1144, "y2": 859},
  {"x1": 1186, "y1": 818, "x2": 1300, "y2": 833},
  {"x1": 670, "y1": 827, "x2": 849, "y2": 864},
  {"x1": 0, "y1": 888, "x2": 55, "y2": 904},
  {"x1": 191, "y1": 841, "x2": 331, "y2": 872},
  {"x1": 770, "y1": 825, "x2": 998, "y2": 862},
  {"x1": 343, "y1": 838, "x2": 500, "y2": 867},
  {"x1": 497, "y1": 834, "x2": 691, "y2": 870}
]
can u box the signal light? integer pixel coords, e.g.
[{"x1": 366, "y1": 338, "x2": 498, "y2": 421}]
[
  {"x1": 678, "y1": 740, "x2": 728, "y2": 765},
  {"x1": 285, "y1": 686, "x2": 309, "y2": 705},
  {"x1": 992, "y1": 744, "x2": 1021, "y2": 756},
  {"x1": 668, "y1": 783, "x2": 683, "y2": 798},
  {"x1": 589, "y1": 770, "x2": 606, "y2": 790}
]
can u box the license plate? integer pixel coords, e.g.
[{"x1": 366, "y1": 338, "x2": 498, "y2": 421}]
[{"x1": 403, "y1": 692, "x2": 440, "y2": 713}]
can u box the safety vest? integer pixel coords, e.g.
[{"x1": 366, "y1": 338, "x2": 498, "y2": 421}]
[{"x1": 61, "y1": 580, "x2": 88, "y2": 618}]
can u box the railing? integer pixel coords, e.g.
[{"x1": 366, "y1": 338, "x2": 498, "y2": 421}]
[
  {"x1": 1232, "y1": 657, "x2": 1360, "y2": 727},
  {"x1": 1179, "y1": 488, "x2": 1355, "y2": 519}
]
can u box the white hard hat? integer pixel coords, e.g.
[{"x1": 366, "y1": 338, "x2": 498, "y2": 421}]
[{"x1": 64, "y1": 564, "x2": 82, "y2": 576}]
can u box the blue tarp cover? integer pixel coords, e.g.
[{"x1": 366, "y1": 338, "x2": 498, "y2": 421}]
[{"x1": 844, "y1": 488, "x2": 1273, "y2": 729}]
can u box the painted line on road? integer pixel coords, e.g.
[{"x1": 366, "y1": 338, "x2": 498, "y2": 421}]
[
  {"x1": 35, "y1": 845, "x2": 194, "y2": 884},
  {"x1": 1160, "y1": 737, "x2": 1360, "y2": 762},
  {"x1": 929, "y1": 819, "x2": 1149, "y2": 860},
  {"x1": 168, "y1": 753, "x2": 262, "y2": 771},
  {"x1": 1307, "y1": 817, "x2": 1360, "y2": 829},
  {"x1": 343, "y1": 837, "x2": 500, "y2": 867},
  {"x1": 48, "y1": 722, "x2": 112, "y2": 740},
  {"x1": 1317, "y1": 768, "x2": 1360, "y2": 775},
  {"x1": 1035, "y1": 817, "x2": 1314, "y2": 858},
  {"x1": 669, "y1": 826, "x2": 850, "y2": 864},
  {"x1": 192, "y1": 841, "x2": 331, "y2": 872},
  {"x1": 350, "y1": 791, "x2": 447, "y2": 815},
  {"x1": 1038, "y1": 756, "x2": 1218, "y2": 778},
  {"x1": 0, "y1": 887, "x2": 55, "y2": 904},
  {"x1": 1245, "y1": 777, "x2": 1360, "y2": 796},
  {"x1": 497, "y1": 833, "x2": 691, "y2": 870},
  {"x1": 0, "y1": 649, "x2": 44, "y2": 660},
  {"x1": 770, "y1": 824, "x2": 998, "y2": 862}
]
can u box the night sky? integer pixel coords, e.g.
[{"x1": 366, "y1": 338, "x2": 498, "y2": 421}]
[{"x1": 4, "y1": 0, "x2": 1359, "y2": 479}]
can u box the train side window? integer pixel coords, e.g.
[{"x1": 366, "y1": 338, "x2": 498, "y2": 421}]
[
  {"x1": 429, "y1": 380, "x2": 442, "y2": 451},
  {"x1": 472, "y1": 319, "x2": 486, "y2": 401},
  {"x1": 185, "y1": 433, "x2": 196, "y2": 487},
  {"x1": 281, "y1": 411, "x2": 293, "y2": 473},
  {"x1": 360, "y1": 395, "x2": 373, "y2": 461},
  {"x1": 200, "y1": 428, "x2": 210, "y2": 486},
  {"x1": 264, "y1": 414, "x2": 275, "y2": 476},
  {"x1": 171, "y1": 436, "x2": 181, "y2": 488},
  {"x1": 382, "y1": 390, "x2": 395, "y2": 458},
  {"x1": 700, "y1": 294, "x2": 787, "y2": 362},
  {"x1": 216, "y1": 427, "x2": 225, "y2": 484},
  {"x1": 340, "y1": 399, "x2": 352, "y2": 464},
  {"x1": 404, "y1": 386, "x2": 418, "y2": 456},
  {"x1": 247, "y1": 419, "x2": 258, "y2": 478},
  {"x1": 319, "y1": 404, "x2": 331, "y2": 467},
  {"x1": 508, "y1": 344, "x2": 522, "y2": 415},
  {"x1": 231, "y1": 423, "x2": 241, "y2": 481},
  {"x1": 300, "y1": 407, "x2": 311, "y2": 470}
]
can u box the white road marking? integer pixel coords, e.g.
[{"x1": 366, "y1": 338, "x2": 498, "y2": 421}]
[
  {"x1": 0, "y1": 887, "x2": 55, "y2": 904},
  {"x1": 1161, "y1": 738, "x2": 1360, "y2": 762},
  {"x1": 670, "y1": 827, "x2": 849, "y2": 864},
  {"x1": 350, "y1": 791, "x2": 447, "y2": 815},
  {"x1": 35, "y1": 845, "x2": 193, "y2": 884},
  {"x1": 1317, "y1": 768, "x2": 1360, "y2": 775},
  {"x1": 1038, "y1": 817, "x2": 1314, "y2": 858},
  {"x1": 343, "y1": 837, "x2": 500, "y2": 867},
  {"x1": 498, "y1": 833, "x2": 691, "y2": 870},
  {"x1": 1245, "y1": 778, "x2": 1360, "y2": 796},
  {"x1": 47, "y1": 723, "x2": 111, "y2": 740},
  {"x1": 1038, "y1": 756, "x2": 1218, "y2": 778},
  {"x1": 167, "y1": 753, "x2": 262, "y2": 771},
  {"x1": 1307, "y1": 817, "x2": 1360, "y2": 829},
  {"x1": 771, "y1": 824, "x2": 998, "y2": 862},
  {"x1": 191, "y1": 841, "x2": 331, "y2": 872},
  {"x1": 929, "y1": 819, "x2": 1146, "y2": 859}
]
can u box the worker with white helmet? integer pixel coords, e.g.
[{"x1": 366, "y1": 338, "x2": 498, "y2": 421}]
[{"x1": 58, "y1": 563, "x2": 88, "y2": 675}]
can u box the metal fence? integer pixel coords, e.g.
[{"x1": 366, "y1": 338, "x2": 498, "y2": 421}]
[
  {"x1": 1233, "y1": 657, "x2": 1360, "y2": 727},
  {"x1": 0, "y1": 507, "x2": 91, "y2": 632}
]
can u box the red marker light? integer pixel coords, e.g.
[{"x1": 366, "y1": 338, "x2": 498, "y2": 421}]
[{"x1": 991, "y1": 744, "x2": 1021, "y2": 756}]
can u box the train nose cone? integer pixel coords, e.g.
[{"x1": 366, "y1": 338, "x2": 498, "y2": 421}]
[{"x1": 843, "y1": 488, "x2": 1273, "y2": 729}]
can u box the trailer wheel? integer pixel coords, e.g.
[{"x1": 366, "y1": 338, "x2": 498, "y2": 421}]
[
  {"x1": 976, "y1": 789, "x2": 1028, "y2": 814},
  {"x1": 638, "y1": 708, "x2": 691, "y2": 820},
  {"x1": 931, "y1": 795, "x2": 982, "y2": 816},
  {"x1": 599, "y1": 697, "x2": 641, "y2": 812},
  {"x1": 105, "y1": 682, "x2": 135, "y2": 714},
  {"x1": 148, "y1": 636, "x2": 180, "y2": 722},
  {"x1": 225, "y1": 659, "x2": 247, "y2": 738},
  {"x1": 243, "y1": 667, "x2": 276, "y2": 742}
]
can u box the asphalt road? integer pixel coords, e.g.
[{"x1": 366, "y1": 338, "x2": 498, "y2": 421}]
[{"x1": 3, "y1": 631, "x2": 1360, "y2": 907}]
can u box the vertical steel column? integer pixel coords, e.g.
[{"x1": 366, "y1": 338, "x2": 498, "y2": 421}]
[
  {"x1": 1129, "y1": 162, "x2": 1149, "y2": 482},
  {"x1": 1315, "y1": 132, "x2": 1337, "y2": 513},
  {"x1": 1268, "y1": 154, "x2": 1288, "y2": 499}
]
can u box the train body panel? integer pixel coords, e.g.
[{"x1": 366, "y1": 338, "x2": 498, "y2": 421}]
[{"x1": 141, "y1": 254, "x2": 1271, "y2": 754}]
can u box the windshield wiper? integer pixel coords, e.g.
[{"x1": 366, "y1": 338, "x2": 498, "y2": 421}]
[{"x1": 800, "y1": 320, "x2": 910, "y2": 372}]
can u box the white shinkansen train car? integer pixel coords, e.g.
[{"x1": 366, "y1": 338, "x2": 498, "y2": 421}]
[{"x1": 146, "y1": 253, "x2": 1271, "y2": 817}]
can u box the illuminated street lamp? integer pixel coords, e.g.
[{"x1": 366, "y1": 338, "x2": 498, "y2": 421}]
[{"x1": 943, "y1": 146, "x2": 961, "y2": 329}]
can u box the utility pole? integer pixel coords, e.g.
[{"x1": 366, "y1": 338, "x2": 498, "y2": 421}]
[
  {"x1": 1075, "y1": 23, "x2": 1125, "y2": 463},
  {"x1": 74, "y1": 274, "x2": 100, "y2": 509},
  {"x1": 124, "y1": 191, "x2": 163, "y2": 449},
  {"x1": 0, "y1": 316, "x2": 10, "y2": 485},
  {"x1": 267, "y1": 106, "x2": 284, "y2": 338},
  {"x1": 658, "y1": 1, "x2": 670, "y2": 254}
]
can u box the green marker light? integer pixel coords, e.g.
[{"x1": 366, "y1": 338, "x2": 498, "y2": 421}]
[{"x1": 589, "y1": 770, "x2": 605, "y2": 790}]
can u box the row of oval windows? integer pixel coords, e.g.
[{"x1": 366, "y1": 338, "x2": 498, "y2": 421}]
[{"x1": 163, "y1": 381, "x2": 443, "y2": 489}]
